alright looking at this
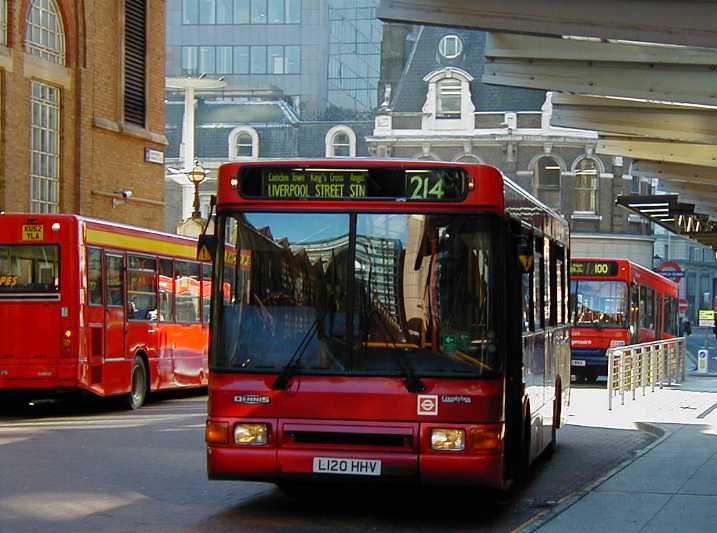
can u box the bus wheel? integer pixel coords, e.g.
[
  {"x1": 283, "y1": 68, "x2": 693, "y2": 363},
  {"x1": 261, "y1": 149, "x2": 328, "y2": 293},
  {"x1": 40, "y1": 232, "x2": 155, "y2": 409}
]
[
  {"x1": 544, "y1": 388, "x2": 561, "y2": 458},
  {"x1": 124, "y1": 356, "x2": 148, "y2": 410}
]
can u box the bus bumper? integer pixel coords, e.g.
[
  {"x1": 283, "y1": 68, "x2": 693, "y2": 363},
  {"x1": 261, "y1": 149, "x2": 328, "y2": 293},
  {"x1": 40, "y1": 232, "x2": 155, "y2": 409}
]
[
  {"x1": 0, "y1": 361, "x2": 78, "y2": 390},
  {"x1": 571, "y1": 349, "x2": 607, "y2": 377},
  {"x1": 206, "y1": 419, "x2": 505, "y2": 488}
]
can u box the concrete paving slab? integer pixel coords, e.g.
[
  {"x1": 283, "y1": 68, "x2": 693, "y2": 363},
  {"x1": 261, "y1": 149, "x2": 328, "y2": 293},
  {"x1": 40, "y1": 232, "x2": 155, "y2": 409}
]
[
  {"x1": 641, "y1": 494, "x2": 717, "y2": 533},
  {"x1": 538, "y1": 491, "x2": 670, "y2": 533}
]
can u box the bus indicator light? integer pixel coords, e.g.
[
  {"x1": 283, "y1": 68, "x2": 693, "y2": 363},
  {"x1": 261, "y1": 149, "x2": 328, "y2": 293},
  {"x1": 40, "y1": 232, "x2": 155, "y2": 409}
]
[{"x1": 206, "y1": 421, "x2": 230, "y2": 444}]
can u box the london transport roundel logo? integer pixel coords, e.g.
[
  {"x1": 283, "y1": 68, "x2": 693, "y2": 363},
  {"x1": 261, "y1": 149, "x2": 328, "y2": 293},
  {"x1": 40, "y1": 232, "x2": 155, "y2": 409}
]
[{"x1": 417, "y1": 394, "x2": 438, "y2": 416}]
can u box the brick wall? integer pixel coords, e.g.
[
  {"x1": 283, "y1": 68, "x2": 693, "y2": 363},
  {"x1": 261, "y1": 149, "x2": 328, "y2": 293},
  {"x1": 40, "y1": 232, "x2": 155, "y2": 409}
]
[{"x1": 0, "y1": 0, "x2": 167, "y2": 230}]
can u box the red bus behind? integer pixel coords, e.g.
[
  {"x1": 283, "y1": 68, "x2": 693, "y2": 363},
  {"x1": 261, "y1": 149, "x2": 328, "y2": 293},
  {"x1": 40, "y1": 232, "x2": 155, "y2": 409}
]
[
  {"x1": 569, "y1": 258, "x2": 679, "y2": 381},
  {"x1": 0, "y1": 214, "x2": 209, "y2": 408}
]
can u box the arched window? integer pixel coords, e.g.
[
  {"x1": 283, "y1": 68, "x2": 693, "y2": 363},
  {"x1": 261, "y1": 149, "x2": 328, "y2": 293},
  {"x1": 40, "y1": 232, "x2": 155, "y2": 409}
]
[
  {"x1": 533, "y1": 155, "x2": 561, "y2": 210},
  {"x1": 574, "y1": 157, "x2": 600, "y2": 213},
  {"x1": 325, "y1": 125, "x2": 356, "y2": 158},
  {"x1": 453, "y1": 153, "x2": 482, "y2": 163},
  {"x1": 228, "y1": 126, "x2": 259, "y2": 159},
  {"x1": 25, "y1": 0, "x2": 66, "y2": 65}
]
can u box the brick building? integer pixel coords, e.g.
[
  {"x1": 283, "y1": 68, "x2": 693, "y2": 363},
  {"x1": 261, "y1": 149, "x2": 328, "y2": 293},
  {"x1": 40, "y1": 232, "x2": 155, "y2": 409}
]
[{"x1": 0, "y1": 0, "x2": 168, "y2": 229}]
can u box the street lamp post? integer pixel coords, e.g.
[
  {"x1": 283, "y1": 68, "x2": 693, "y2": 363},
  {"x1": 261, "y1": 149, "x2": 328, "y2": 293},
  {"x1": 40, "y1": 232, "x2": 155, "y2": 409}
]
[{"x1": 187, "y1": 160, "x2": 207, "y2": 219}]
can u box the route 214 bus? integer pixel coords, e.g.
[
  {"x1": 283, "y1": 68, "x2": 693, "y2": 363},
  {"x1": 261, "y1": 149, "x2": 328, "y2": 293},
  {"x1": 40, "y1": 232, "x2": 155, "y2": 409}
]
[
  {"x1": 0, "y1": 214, "x2": 210, "y2": 409},
  {"x1": 203, "y1": 159, "x2": 571, "y2": 489},
  {"x1": 569, "y1": 258, "x2": 679, "y2": 381}
]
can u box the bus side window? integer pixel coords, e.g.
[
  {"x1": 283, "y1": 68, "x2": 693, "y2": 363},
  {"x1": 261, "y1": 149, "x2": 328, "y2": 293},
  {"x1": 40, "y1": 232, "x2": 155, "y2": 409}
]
[
  {"x1": 127, "y1": 254, "x2": 158, "y2": 321},
  {"x1": 549, "y1": 241, "x2": 560, "y2": 327},
  {"x1": 543, "y1": 238, "x2": 552, "y2": 326},
  {"x1": 87, "y1": 248, "x2": 103, "y2": 305},
  {"x1": 159, "y1": 258, "x2": 174, "y2": 322},
  {"x1": 106, "y1": 254, "x2": 124, "y2": 307},
  {"x1": 176, "y1": 260, "x2": 201, "y2": 323},
  {"x1": 521, "y1": 267, "x2": 533, "y2": 333},
  {"x1": 533, "y1": 236, "x2": 544, "y2": 329}
]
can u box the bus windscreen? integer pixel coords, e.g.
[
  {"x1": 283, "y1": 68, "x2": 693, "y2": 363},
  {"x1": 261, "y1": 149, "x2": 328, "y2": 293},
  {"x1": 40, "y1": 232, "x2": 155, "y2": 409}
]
[
  {"x1": 570, "y1": 280, "x2": 627, "y2": 328},
  {"x1": 238, "y1": 166, "x2": 468, "y2": 201},
  {"x1": 0, "y1": 244, "x2": 60, "y2": 293}
]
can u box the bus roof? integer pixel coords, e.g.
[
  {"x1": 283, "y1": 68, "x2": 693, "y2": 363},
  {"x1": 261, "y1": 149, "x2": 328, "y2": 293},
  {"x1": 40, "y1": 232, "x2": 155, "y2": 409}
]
[
  {"x1": 0, "y1": 213, "x2": 202, "y2": 260},
  {"x1": 215, "y1": 159, "x2": 568, "y2": 238}
]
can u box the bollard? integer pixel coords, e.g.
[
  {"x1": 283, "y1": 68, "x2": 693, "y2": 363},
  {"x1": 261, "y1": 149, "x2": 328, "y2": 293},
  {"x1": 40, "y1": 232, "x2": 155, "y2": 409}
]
[
  {"x1": 698, "y1": 348, "x2": 709, "y2": 374},
  {"x1": 641, "y1": 349, "x2": 647, "y2": 396}
]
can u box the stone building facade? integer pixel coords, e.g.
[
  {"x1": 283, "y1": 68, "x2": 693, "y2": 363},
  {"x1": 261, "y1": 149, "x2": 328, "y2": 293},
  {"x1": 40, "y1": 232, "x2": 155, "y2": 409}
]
[
  {"x1": 163, "y1": 94, "x2": 373, "y2": 231},
  {"x1": 0, "y1": 0, "x2": 168, "y2": 229},
  {"x1": 369, "y1": 25, "x2": 655, "y2": 266}
]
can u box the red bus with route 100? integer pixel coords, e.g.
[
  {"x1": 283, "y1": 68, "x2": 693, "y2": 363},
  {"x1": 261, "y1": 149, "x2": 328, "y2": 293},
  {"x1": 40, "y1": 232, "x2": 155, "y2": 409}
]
[
  {"x1": 569, "y1": 258, "x2": 679, "y2": 382},
  {"x1": 203, "y1": 159, "x2": 571, "y2": 489},
  {"x1": 0, "y1": 213, "x2": 210, "y2": 409}
]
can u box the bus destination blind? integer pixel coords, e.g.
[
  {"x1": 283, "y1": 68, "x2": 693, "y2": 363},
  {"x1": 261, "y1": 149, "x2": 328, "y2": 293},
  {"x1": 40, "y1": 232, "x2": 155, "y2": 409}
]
[
  {"x1": 570, "y1": 261, "x2": 618, "y2": 276},
  {"x1": 264, "y1": 170, "x2": 368, "y2": 199},
  {"x1": 242, "y1": 166, "x2": 467, "y2": 201}
]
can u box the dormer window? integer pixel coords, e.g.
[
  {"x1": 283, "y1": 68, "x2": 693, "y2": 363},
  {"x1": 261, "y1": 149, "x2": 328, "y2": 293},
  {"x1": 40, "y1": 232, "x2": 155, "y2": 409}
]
[
  {"x1": 422, "y1": 67, "x2": 475, "y2": 131},
  {"x1": 438, "y1": 35, "x2": 463, "y2": 59},
  {"x1": 437, "y1": 78, "x2": 462, "y2": 119}
]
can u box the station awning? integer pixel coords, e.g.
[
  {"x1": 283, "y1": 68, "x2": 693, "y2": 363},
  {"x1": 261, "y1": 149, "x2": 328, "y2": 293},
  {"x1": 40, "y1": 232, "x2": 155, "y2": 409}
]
[
  {"x1": 378, "y1": 0, "x2": 717, "y2": 246},
  {"x1": 377, "y1": 0, "x2": 717, "y2": 48},
  {"x1": 616, "y1": 195, "x2": 717, "y2": 249}
]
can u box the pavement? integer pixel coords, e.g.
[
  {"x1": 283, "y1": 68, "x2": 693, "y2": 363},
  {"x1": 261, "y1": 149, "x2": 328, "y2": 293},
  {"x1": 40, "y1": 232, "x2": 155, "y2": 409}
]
[{"x1": 530, "y1": 368, "x2": 717, "y2": 532}]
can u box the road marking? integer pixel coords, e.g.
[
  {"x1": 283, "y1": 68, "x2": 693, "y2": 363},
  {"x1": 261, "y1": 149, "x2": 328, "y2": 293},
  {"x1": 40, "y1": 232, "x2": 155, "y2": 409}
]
[{"x1": 697, "y1": 401, "x2": 717, "y2": 419}]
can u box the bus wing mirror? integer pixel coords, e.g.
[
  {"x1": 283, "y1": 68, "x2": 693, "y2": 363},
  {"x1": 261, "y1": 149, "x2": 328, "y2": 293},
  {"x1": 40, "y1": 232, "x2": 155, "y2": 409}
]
[{"x1": 197, "y1": 234, "x2": 216, "y2": 262}]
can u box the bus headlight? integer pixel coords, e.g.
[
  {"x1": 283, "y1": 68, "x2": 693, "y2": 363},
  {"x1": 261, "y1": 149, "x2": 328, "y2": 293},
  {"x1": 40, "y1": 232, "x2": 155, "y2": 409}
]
[
  {"x1": 431, "y1": 428, "x2": 465, "y2": 451},
  {"x1": 234, "y1": 423, "x2": 269, "y2": 445}
]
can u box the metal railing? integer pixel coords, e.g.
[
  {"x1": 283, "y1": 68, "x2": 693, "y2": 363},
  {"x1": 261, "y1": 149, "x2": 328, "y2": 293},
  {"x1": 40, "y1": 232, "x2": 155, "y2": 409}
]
[{"x1": 607, "y1": 337, "x2": 686, "y2": 410}]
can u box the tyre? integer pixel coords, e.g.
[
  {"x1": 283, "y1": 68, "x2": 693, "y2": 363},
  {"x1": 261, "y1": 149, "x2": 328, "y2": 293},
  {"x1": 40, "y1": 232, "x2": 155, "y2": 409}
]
[
  {"x1": 545, "y1": 383, "x2": 563, "y2": 458},
  {"x1": 124, "y1": 356, "x2": 148, "y2": 410}
]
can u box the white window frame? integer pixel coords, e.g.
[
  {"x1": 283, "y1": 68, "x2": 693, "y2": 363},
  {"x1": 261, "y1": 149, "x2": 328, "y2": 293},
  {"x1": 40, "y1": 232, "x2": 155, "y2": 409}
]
[
  {"x1": 30, "y1": 81, "x2": 61, "y2": 213},
  {"x1": 572, "y1": 156, "x2": 602, "y2": 214},
  {"x1": 1, "y1": 0, "x2": 7, "y2": 47},
  {"x1": 325, "y1": 125, "x2": 356, "y2": 158},
  {"x1": 438, "y1": 34, "x2": 463, "y2": 59},
  {"x1": 421, "y1": 67, "x2": 475, "y2": 131},
  {"x1": 25, "y1": 0, "x2": 66, "y2": 65},
  {"x1": 228, "y1": 126, "x2": 259, "y2": 159}
]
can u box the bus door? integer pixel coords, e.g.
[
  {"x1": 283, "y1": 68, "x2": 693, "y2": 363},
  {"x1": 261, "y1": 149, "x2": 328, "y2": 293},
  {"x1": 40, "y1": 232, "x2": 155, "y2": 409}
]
[
  {"x1": 630, "y1": 283, "x2": 639, "y2": 344},
  {"x1": 104, "y1": 252, "x2": 127, "y2": 394}
]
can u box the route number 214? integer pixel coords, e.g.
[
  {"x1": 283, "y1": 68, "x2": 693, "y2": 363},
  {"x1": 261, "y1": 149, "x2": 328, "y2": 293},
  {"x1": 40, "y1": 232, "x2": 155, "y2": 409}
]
[{"x1": 408, "y1": 175, "x2": 445, "y2": 200}]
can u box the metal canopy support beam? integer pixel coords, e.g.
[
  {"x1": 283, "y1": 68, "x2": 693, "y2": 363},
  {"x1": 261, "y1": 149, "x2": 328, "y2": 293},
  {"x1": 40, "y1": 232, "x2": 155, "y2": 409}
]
[
  {"x1": 483, "y1": 34, "x2": 717, "y2": 106},
  {"x1": 597, "y1": 138, "x2": 717, "y2": 168},
  {"x1": 377, "y1": 0, "x2": 717, "y2": 48},
  {"x1": 551, "y1": 94, "x2": 717, "y2": 145},
  {"x1": 632, "y1": 161, "x2": 717, "y2": 187}
]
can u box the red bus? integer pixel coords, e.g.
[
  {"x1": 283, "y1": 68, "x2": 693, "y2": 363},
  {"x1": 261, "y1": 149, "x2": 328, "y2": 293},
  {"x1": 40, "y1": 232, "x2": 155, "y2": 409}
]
[
  {"x1": 569, "y1": 258, "x2": 679, "y2": 381},
  {"x1": 0, "y1": 213, "x2": 210, "y2": 409},
  {"x1": 203, "y1": 160, "x2": 571, "y2": 490}
]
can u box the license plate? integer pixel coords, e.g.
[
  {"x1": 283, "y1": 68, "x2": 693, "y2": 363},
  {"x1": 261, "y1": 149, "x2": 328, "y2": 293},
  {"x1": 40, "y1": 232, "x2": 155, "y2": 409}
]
[
  {"x1": 22, "y1": 224, "x2": 44, "y2": 241},
  {"x1": 312, "y1": 457, "x2": 381, "y2": 476},
  {"x1": 571, "y1": 359, "x2": 586, "y2": 367}
]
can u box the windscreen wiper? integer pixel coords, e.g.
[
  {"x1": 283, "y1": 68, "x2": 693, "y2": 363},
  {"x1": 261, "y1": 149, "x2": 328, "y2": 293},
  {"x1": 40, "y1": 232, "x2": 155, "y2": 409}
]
[{"x1": 271, "y1": 318, "x2": 319, "y2": 390}]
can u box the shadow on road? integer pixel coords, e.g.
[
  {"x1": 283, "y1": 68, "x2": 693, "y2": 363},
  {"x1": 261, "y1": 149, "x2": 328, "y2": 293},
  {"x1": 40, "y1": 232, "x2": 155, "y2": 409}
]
[{"x1": 0, "y1": 388, "x2": 207, "y2": 419}]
